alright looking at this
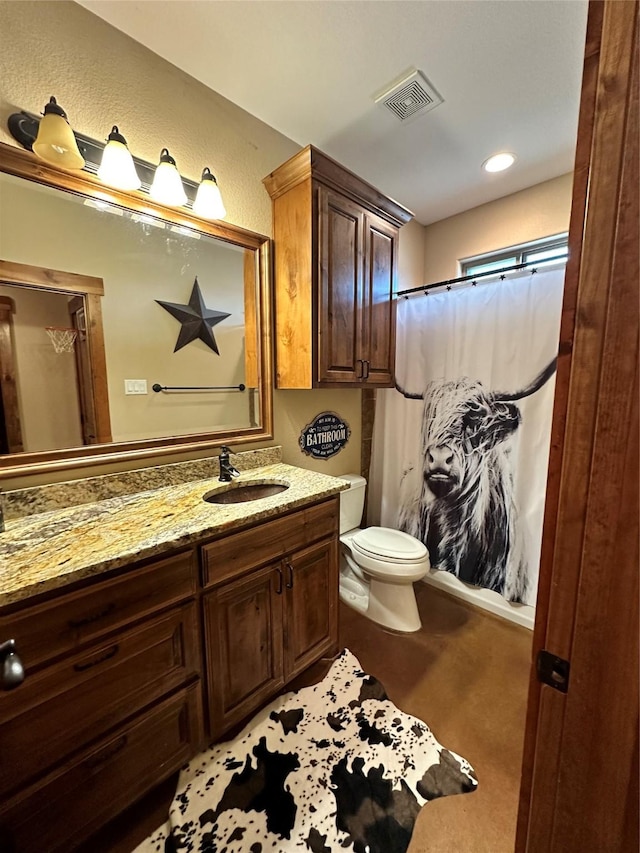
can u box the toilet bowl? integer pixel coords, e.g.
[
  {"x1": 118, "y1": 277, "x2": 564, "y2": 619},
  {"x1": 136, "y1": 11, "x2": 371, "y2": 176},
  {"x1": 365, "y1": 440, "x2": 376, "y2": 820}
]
[{"x1": 338, "y1": 475, "x2": 430, "y2": 632}]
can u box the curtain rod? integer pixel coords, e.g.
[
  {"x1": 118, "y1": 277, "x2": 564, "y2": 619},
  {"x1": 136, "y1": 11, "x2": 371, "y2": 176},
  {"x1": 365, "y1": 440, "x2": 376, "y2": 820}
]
[{"x1": 397, "y1": 254, "x2": 567, "y2": 298}]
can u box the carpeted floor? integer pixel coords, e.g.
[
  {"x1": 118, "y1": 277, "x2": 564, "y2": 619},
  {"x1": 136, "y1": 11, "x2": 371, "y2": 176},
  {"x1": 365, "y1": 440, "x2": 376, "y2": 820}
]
[{"x1": 339, "y1": 583, "x2": 532, "y2": 853}]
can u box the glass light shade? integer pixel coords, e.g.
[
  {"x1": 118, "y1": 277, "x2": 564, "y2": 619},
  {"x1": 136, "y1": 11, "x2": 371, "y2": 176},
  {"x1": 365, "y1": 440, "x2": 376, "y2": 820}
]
[
  {"x1": 32, "y1": 97, "x2": 85, "y2": 170},
  {"x1": 97, "y1": 127, "x2": 141, "y2": 191},
  {"x1": 192, "y1": 168, "x2": 226, "y2": 220},
  {"x1": 482, "y1": 152, "x2": 516, "y2": 173},
  {"x1": 149, "y1": 148, "x2": 187, "y2": 206}
]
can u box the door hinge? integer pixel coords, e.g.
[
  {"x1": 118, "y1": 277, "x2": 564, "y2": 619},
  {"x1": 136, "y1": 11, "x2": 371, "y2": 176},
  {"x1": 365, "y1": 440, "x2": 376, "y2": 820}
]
[{"x1": 536, "y1": 649, "x2": 570, "y2": 693}]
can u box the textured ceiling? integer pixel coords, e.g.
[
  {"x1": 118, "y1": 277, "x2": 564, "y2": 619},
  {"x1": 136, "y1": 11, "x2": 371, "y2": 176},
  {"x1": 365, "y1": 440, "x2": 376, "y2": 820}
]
[{"x1": 78, "y1": 0, "x2": 589, "y2": 225}]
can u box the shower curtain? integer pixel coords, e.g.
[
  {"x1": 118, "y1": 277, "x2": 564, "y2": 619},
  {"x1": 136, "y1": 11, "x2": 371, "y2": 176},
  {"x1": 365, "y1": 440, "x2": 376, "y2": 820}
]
[{"x1": 370, "y1": 268, "x2": 565, "y2": 607}]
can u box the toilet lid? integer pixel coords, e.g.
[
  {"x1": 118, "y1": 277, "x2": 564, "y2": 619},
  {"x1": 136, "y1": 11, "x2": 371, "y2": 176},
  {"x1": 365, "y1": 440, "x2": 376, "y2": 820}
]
[{"x1": 351, "y1": 526, "x2": 428, "y2": 561}]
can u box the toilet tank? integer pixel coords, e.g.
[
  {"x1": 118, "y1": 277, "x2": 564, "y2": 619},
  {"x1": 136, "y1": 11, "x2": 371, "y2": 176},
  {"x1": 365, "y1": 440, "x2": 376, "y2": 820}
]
[{"x1": 338, "y1": 474, "x2": 367, "y2": 534}]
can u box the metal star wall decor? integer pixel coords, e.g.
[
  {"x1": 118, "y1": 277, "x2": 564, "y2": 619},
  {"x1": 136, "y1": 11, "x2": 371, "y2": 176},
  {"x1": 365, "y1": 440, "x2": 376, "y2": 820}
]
[{"x1": 156, "y1": 277, "x2": 231, "y2": 354}]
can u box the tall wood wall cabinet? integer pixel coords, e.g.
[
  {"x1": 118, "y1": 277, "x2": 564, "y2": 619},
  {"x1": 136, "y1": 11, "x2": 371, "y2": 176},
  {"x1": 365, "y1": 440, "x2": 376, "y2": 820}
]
[{"x1": 263, "y1": 145, "x2": 413, "y2": 388}]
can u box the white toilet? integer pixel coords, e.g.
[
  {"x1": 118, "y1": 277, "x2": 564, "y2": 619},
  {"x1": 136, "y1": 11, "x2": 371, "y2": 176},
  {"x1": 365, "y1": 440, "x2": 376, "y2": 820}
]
[{"x1": 338, "y1": 474, "x2": 430, "y2": 632}]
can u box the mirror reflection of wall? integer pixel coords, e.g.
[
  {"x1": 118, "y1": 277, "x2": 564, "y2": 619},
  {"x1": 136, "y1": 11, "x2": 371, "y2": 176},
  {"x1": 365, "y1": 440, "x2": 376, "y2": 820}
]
[
  {"x1": 0, "y1": 285, "x2": 84, "y2": 453},
  {"x1": 0, "y1": 172, "x2": 258, "y2": 454}
]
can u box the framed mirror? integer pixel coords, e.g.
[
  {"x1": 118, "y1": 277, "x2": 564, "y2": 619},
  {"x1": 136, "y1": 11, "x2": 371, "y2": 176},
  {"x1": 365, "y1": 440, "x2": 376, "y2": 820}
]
[{"x1": 0, "y1": 142, "x2": 273, "y2": 479}]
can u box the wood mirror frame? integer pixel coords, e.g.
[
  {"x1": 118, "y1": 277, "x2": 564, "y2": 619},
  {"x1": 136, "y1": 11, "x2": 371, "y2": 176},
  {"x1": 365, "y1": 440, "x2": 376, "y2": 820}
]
[{"x1": 0, "y1": 142, "x2": 273, "y2": 479}]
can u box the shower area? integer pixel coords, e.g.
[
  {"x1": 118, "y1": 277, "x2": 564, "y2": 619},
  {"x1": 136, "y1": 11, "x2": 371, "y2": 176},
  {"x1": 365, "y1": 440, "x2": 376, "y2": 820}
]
[{"x1": 367, "y1": 258, "x2": 566, "y2": 627}]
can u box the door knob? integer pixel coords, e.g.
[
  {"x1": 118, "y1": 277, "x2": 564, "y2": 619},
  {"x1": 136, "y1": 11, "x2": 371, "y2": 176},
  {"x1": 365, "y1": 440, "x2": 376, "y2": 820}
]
[{"x1": 0, "y1": 639, "x2": 25, "y2": 690}]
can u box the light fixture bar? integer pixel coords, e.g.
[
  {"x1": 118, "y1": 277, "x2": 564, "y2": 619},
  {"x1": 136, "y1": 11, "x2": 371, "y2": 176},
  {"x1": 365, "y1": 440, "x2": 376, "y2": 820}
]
[{"x1": 8, "y1": 110, "x2": 200, "y2": 206}]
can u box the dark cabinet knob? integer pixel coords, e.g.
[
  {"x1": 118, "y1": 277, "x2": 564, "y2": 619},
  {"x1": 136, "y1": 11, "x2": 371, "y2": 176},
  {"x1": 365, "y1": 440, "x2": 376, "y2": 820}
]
[{"x1": 0, "y1": 639, "x2": 25, "y2": 690}]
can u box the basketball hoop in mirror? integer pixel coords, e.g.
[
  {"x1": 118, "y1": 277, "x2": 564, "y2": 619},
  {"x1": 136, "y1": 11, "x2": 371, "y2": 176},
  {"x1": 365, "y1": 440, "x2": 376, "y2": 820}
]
[{"x1": 45, "y1": 326, "x2": 78, "y2": 354}]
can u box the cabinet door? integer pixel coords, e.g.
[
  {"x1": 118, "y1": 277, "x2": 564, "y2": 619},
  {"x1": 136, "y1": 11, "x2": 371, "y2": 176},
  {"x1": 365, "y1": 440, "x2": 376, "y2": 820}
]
[
  {"x1": 203, "y1": 564, "x2": 284, "y2": 739},
  {"x1": 362, "y1": 212, "x2": 398, "y2": 386},
  {"x1": 283, "y1": 538, "x2": 339, "y2": 680},
  {"x1": 317, "y1": 186, "x2": 365, "y2": 384}
]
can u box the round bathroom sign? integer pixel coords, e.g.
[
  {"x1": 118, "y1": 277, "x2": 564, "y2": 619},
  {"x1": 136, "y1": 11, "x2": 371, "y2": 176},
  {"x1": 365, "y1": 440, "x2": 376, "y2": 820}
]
[{"x1": 299, "y1": 412, "x2": 351, "y2": 459}]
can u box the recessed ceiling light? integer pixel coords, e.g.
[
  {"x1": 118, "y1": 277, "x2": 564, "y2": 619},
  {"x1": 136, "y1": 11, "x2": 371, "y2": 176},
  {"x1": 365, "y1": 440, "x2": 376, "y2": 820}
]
[{"x1": 482, "y1": 152, "x2": 516, "y2": 173}]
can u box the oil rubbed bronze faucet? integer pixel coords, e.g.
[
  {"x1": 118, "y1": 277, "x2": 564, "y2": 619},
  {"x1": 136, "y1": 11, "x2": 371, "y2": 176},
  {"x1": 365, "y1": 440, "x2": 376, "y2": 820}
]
[{"x1": 218, "y1": 446, "x2": 240, "y2": 483}]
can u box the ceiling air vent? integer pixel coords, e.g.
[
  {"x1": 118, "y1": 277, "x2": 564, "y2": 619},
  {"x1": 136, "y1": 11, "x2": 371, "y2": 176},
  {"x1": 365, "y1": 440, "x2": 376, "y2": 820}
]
[{"x1": 374, "y1": 68, "x2": 443, "y2": 123}]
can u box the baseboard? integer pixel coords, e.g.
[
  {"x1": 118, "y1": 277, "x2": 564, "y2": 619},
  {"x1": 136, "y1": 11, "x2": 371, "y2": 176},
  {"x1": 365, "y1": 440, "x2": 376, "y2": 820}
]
[{"x1": 422, "y1": 571, "x2": 535, "y2": 630}]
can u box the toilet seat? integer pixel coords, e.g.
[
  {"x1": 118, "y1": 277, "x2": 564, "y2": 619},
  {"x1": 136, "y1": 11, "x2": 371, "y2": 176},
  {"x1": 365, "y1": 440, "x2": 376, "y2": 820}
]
[
  {"x1": 344, "y1": 526, "x2": 430, "y2": 581},
  {"x1": 351, "y1": 526, "x2": 427, "y2": 562}
]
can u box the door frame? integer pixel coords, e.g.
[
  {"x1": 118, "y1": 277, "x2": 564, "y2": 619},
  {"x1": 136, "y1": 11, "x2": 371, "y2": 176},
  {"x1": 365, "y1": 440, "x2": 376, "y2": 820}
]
[
  {"x1": 0, "y1": 295, "x2": 23, "y2": 453},
  {"x1": 0, "y1": 259, "x2": 112, "y2": 447},
  {"x1": 517, "y1": 1, "x2": 638, "y2": 849}
]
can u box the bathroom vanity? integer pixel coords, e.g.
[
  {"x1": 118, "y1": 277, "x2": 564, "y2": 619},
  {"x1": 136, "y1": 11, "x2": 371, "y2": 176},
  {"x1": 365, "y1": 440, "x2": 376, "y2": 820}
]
[{"x1": 0, "y1": 457, "x2": 345, "y2": 852}]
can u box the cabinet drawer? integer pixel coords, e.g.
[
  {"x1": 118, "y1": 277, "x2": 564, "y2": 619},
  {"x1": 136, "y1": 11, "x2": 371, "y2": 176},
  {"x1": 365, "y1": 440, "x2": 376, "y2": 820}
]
[
  {"x1": 0, "y1": 684, "x2": 202, "y2": 853},
  {"x1": 0, "y1": 549, "x2": 197, "y2": 670},
  {"x1": 201, "y1": 497, "x2": 338, "y2": 588},
  {"x1": 0, "y1": 602, "x2": 200, "y2": 798}
]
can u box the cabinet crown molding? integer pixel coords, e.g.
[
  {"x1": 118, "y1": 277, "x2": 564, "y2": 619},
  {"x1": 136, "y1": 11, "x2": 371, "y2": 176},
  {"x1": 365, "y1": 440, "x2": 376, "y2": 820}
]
[{"x1": 263, "y1": 144, "x2": 413, "y2": 228}]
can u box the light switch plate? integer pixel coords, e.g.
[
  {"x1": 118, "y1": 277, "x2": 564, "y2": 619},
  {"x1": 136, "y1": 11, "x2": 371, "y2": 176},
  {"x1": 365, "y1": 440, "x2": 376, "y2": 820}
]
[{"x1": 124, "y1": 379, "x2": 148, "y2": 395}]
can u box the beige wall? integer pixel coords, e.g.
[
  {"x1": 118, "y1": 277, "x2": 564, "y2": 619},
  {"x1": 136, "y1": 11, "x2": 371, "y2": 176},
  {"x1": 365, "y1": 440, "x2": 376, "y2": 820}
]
[
  {"x1": 0, "y1": 0, "x2": 395, "y2": 486},
  {"x1": 422, "y1": 173, "x2": 573, "y2": 283},
  {"x1": 397, "y1": 219, "x2": 426, "y2": 292}
]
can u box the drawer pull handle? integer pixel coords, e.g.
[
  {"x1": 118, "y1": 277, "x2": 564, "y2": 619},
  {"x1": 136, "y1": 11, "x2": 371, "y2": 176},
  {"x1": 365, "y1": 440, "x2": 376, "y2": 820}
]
[
  {"x1": 86, "y1": 734, "x2": 128, "y2": 769},
  {"x1": 68, "y1": 602, "x2": 116, "y2": 629},
  {"x1": 275, "y1": 566, "x2": 283, "y2": 595},
  {"x1": 363, "y1": 359, "x2": 370, "y2": 380},
  {"x1": 0, "y1": 639, "x2": 25, "y2": 690},
  {"x1": 73, "y1": 644, "x2": 119, "y2": 672},
  {"x1": 285, "y1": 562, "x2": 294, "y2": 589},
  {"x1": 356, "y1": 359, "x2": 364, "y2": 379}
]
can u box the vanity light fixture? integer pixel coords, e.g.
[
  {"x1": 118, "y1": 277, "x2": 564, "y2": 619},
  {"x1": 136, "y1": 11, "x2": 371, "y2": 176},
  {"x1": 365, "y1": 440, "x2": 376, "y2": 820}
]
[
  {"x1": 97, "y1": 126, "x2": 141, "y2": 191},
  {"x1": 193, "y1": 167, "x2": 226, "y2": 220},
  {"x1": 32, "y1": 96, "x2": 85, "y2": 171},
  {"x1": 482, "y1": 152, "x2": 517, "y2": 173},
  {"x1": 149, "y1": 148, "x2": 188, "y2": 207},
  {"x1": 7, "y1": 104, "x2": 225, "y2": 217}
]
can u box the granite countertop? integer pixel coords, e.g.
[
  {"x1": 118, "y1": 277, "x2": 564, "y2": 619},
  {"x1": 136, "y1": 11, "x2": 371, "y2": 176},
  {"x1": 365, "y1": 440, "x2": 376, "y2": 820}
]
[{"x1": 0, "y1": 464, "x2": 348, "y2": 608}]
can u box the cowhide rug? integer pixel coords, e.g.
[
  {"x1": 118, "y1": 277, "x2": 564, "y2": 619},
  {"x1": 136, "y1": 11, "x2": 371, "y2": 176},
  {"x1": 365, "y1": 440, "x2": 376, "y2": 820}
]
[{"x1": 135, "y1": 648, "x2": 477, "y2": 853}]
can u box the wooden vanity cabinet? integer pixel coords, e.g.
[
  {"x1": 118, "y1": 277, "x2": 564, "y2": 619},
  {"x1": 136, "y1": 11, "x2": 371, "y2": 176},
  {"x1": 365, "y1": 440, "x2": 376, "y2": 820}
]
[
  {"x1": 201, "y1": 497, "x2": 340, "y2": 739},
  {"x1": 0, "y1": 494, "x2": 341, "y2": 850},
  {"x1": 263, "y1": 145, "x2": 413, "y2": 389},
  {"x1": 0, "y1": 549, "x2": 203, "y2": 853}
]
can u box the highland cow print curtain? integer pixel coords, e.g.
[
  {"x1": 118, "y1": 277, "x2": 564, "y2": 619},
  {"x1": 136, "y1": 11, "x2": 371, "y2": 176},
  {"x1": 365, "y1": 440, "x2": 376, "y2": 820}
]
[{"x1": 371, "y1": 268, "x2": 565, "y2": 607}]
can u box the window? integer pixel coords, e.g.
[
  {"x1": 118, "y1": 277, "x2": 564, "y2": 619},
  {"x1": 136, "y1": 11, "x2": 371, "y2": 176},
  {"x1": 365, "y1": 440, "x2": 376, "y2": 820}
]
[{"x1": 460, "y1": 234, "x2": 568, "y2": 278}]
